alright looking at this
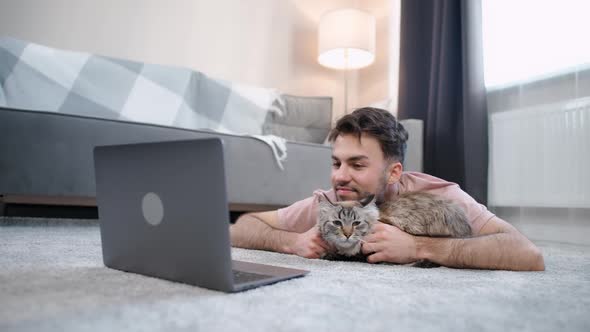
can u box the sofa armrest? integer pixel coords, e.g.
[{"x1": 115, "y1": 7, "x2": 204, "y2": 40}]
[{"x1": 399, "y1": 119, "x2": 423, "y2": 172}]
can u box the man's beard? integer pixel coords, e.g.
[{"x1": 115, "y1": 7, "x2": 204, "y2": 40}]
[{"x1": 334, "y1": 170, "x2": 389, "y2": 203}]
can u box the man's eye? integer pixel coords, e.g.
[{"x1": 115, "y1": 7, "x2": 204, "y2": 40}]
[
  {"x1": 353, "y1": 164, "x2": 366, "y2": 169},
  {"x1": 332, "y1": 162, "x2": 341, "y2": 168}
]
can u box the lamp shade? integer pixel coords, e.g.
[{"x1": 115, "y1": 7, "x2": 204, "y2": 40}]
[{"x1": 318, "y1": 8, "x2": 376, "y2": 70}]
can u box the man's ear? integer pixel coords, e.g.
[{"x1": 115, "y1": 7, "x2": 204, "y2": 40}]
[{"x1": 386, "y1": 161, "x2": 403, "y2": 184}]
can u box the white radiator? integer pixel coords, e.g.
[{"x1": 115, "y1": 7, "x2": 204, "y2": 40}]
[{"x1": 489, "y1": 97, "x2": 590, "y2": 208}]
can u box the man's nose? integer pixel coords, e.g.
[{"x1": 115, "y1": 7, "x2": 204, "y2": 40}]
[{"x1": 333, "y1": 164, "x2": 352, "y2": 182}]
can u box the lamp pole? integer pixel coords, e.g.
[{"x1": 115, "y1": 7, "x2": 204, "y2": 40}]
[{"x1": 344, "y1": 48, "x2": 349, "y2": 114}]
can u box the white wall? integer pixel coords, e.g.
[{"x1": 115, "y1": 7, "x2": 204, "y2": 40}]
[
  {"x1": 358, "y1": 0, "x2": 400, "y2": 115},
  {"x1": 0, "y1": 0, "x2": 396, "y2": 122}
]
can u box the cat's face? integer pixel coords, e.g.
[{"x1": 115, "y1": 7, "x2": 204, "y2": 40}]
[{"x1": 317, "y1": 194, "x2": 379, "y2": 256}]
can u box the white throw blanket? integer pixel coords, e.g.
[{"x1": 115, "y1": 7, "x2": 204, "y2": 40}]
[{"x1": 0, "y1": 37, "x2": 288, "y2": 169}]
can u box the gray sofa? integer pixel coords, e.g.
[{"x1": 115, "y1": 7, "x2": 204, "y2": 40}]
[{"x1": 0, "y1": 105, "x2": 332, "y2": 214}]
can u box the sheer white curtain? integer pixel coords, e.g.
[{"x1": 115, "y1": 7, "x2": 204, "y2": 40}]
[
  {"x1": 482, "y1": 0, "x2": 590, "y2": 88},
  {"x1": 482, "y1": 0, "x2": 590, "y2": 235}
]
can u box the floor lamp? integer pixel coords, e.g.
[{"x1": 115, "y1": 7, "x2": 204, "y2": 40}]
[{"x1": 318, "y1": 8, "x2": 376, "y2": 114}]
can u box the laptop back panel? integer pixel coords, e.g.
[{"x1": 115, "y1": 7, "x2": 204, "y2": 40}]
[{"x1": 94, "y1": 139, "x2": 234, "y2": 292}]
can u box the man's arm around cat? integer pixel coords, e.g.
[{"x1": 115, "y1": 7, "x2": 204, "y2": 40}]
[
  {"x1": 231, "y1": 213, "x2": 545, "y2": 271},
  {"x1": 230, "y1": 211, "x2": 331, "y2": 259},
  {"x1": 361, "y1": 216, "x2": 545, "y2": 271}
]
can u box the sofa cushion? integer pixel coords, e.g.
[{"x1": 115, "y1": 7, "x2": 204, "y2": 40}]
[{"x1": 262, "y1": 95, "x2": 333, "y2": 144}]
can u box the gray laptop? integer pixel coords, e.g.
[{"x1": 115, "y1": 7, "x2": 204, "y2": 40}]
[{"x1": 93, "y1": 138, "x2": 308, "y2": 292}]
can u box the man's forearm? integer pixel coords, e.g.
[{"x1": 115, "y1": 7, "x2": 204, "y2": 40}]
[
  {"x1": 415, "y1": 232, "x2": 545, "y2": 271},
  {"x1": 230, "y1": 214, "x2": 296, "y2": 254}
]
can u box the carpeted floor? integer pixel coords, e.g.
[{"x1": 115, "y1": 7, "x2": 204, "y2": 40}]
[{"x1": 1, "y1": 217, "x2": 589, "y2": 332}]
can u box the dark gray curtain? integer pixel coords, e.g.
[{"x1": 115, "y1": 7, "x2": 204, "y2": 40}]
[{"x1": 397, "y1": 0, "x2": 488, "y2": 204}]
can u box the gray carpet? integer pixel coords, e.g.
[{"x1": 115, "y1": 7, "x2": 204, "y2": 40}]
[{"x1": 1, "y1": 217, "x2": 589, "y2": 332}]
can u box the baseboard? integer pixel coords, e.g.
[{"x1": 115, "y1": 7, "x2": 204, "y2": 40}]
[
  {"x1": 0, "y1": 194, "x2": 282, "y2": 220},
  {"x1": 490, "y1": 206, "x2": 590, "y2": 246},
  {"x1": 0, "y1": 194, "x2": 98, "y2": 219}
]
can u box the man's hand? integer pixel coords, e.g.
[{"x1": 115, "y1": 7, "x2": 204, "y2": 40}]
[
  {"x1": 290, "y1": 226, "x2": 332, "y2": 259},
  {"x1": 361, "y1": 223, "x2": 418, "y2": 264}
]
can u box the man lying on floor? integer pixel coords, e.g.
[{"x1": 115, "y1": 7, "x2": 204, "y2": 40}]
[{"x1": 230, "y1": 107, "x2": 545, "y2": 271}]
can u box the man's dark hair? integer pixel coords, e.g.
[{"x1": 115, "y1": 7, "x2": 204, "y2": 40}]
[{"x1": 328, "y1": 107, "x2": 408, "y2": 163}]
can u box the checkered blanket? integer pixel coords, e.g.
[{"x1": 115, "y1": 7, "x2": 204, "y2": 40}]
[{"x1": 0, "y1": 37, "x2": 288, "y2": 168}]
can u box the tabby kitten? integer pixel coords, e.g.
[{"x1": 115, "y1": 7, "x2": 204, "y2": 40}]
[
  {"x1": 317, "y1": 192, "x2": 472, "y2": 266},
  {"x1": 317, "y1": 194, "x2": 378, "y2": 260}
]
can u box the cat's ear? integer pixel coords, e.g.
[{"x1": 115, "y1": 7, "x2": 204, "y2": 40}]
[
  {"x1": 320, "y1": 192, "x2": 336, "y2": 206},
  {"x1": 359, "y1": 194, "x2": 375, "y2": 207}
]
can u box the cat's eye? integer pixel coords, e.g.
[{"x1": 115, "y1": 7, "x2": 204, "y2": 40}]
[
  {"x1": 352, "y1": 221, "x2": 361, "y2": 227},
  {"x1": 333, "y1": 220, "x2": 343, "y2": 227}
]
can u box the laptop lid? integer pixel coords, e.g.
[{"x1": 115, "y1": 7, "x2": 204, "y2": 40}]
[{"x1": 94, "y1": 138, "x2": 235, "y2": 291}]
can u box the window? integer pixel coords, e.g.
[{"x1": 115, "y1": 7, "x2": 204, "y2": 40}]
[{"x1": 482, "y1": 0, "x2": 590, "y2": 88}]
